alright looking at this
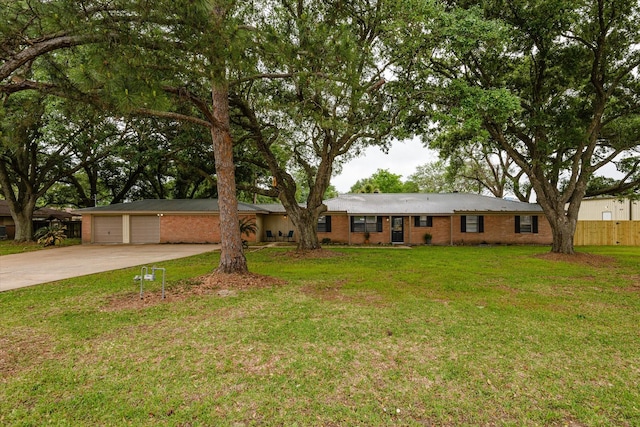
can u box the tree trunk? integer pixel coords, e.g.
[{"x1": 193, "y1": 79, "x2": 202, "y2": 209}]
[
  {"x1": 7, "y1": 198, "x2": 37, "y2": 242},
  {"x1": 211, "y1": 82, "x2": 248, "y2": 274},
  {"x1": 13, "y1": 209, "x2": 35, "y2": 242},
  {"x1": 275, "y1": 160, "x2": 332, "y2": 252},
  {"x1": 287, "y1": 207, "x2": 322, "y2": 251},
  {"x1": 548, "y1": 214, "x2": 577, "y2": 255},
  {"x1": 528, "y1": 173, "x2": 581, "y2": 255}
]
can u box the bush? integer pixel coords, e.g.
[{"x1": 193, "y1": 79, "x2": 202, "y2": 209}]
[{"x1": 34, "y1": 224, "x2": 67, "y2": 247}]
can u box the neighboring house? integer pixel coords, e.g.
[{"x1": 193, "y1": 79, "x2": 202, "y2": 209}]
[
  {"x1": 577, "y1": 196, "x2": 639, "y2": 221},
  {"x1": 0, "y1": 200, "x2": 80, "y2": 240},
  {"x1": 76, "y1": 193, "x2": 552, "y2": 246}
]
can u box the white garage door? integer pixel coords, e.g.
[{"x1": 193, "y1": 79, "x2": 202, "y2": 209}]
[
  {"x1": 130, "y1": 215, "x2": 160, "y2": 244},
  {"x1": 94, "y1": 216, "x2": 123, "y2": 243}
]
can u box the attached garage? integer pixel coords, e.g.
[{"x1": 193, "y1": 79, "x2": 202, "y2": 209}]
[
  {"x1": 130, "y1": 215, "x2": 160, "y2": 244},
  {"x1": 93, "y1": 216, "x2": 123, "y2": 243},
  {"x1": 77, "y1": 199, "x2": 268, "y2": 245}
]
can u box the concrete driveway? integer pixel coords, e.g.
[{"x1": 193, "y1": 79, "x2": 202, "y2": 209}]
[{"x1": 0, "y1": 244, "x2": 219, "y2": 292}]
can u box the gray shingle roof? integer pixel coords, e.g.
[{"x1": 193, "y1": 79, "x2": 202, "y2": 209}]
[
  {"x1": 73, "y1": 194, "x2": 542, "y2": 216},
  {"x1": 254, "y1": 203, "x2": 287, "y2": 213},
  {"x1": 325, "y1": 193, "x2": 542, "y2": 215},
  {"x1": 0, "y1": 200, "x2": 77, "y2": 219},
  {"x1": 75, "y1": 199, "x2": 268, "y2": 214}
]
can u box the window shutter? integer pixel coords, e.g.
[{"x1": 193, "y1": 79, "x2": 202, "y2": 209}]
[
  {"x1": 326, "y1": 216, "x2": 332, "y2": 232},
  {"x1": 515, "y1": 215, "x2": 521, "y2": 233},
  {"x1": 461, "y1": 216, "x2": 467, "y2": 233},
  {"x1": 377, "y1": 216, "x2": 383, "y2": 232},
  {"x1": 350, "y1": 216, "x2": 354, "y2": 232},
  {"x1": 478, "y1": 216, "x2": 484, "y2": 233},
  {"x1": 532, "y1": 216, "x2": 538, "y2": 234},
  {"x1": 414, "y1": 216, "x2": 420, "y2": 227},
  {"x1": 427, "y1": 216, "x2": 433, "y2": 227}
]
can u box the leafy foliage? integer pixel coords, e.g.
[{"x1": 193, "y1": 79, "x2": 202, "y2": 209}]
[
  {"x1": 228, "y1": 0, "x2": 405, "y2": 249},
  {"x1": 405, "y1": 160, "x2": 480, "y2": 194},
  {"x1": 34, "y1": 224, "x2": 66, "y2": 247},
  {"x1": 350, "y1": 169, "x2": 408, "y2": 193},
  {"x1": 238, "y1": 217, "x2": 257, "y2": 238},
  {"x1": 398, "y1": 0, "x2": 640, "y2": 252}
]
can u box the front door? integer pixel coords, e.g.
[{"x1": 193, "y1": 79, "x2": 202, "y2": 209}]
[{"x1": 391, "y1": 216, "x2": 404, "y2": 243}]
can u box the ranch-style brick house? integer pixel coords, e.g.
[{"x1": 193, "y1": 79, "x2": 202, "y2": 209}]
[{"x1": 76, "y1": 193, "x2": 552, "y2": 246}]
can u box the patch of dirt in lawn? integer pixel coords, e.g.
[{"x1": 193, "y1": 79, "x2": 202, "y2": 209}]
[
  {"x1": 102, "y1": 272, "x2": 286, "y2": 311},
  {"x1": 273, "y1": 248, "x2": 345, "y2": 260},
  {"x1": 0, "y1": 327, "x2": 55, "y2": 378},
  {"x1": 617, "y1": 275, "x2": 640, "y2": 293},
  {"x1": 535, "y1": 252, "x2": 616, "y2": 268},
  {"x1": 301, "y1": 280, "x2": 387, "y2": 307}
]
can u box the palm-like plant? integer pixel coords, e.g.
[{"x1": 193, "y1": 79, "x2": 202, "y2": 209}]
[
  {"x1": 34, "y1": 224, "x2": 67, "y2": 247},
  {"x1": 239, "y1": 217, "x2": 257, "y2": 237},
  {"x1": 239, "y1": 218, "x2": 257, "y2": 249}
]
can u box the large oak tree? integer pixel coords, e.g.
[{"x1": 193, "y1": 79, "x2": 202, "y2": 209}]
[
  {"x1": 230, "y1": 0, "x2": 401, "y2": 251},
  {"x1": 400, "y1": 0, "x2": 640, "y2": 253}
]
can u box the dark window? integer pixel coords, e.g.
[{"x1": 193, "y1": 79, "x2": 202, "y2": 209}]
[
  {"x1": 461, "y1": 215, "x2": 484, "y2": 233},
  {"x1": 414, "y1": 215, "x2": 433, "y2": 227},
  {"x1": 351, "y1": 216, "x2": 382, "y2": 232},
  {"x1": 515, "y1": 215, "x2": 538, "y2": 233},
  {"x1": 317, "y1": 215, "x2": 332, "y2": 232}
]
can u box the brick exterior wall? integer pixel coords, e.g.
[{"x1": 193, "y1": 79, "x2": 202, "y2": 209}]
[
  {"x1": 409, "y1": 216, "x2": 452, "y2": 245},
  {"x1": 317, "y1": 213, "x2": 552, "y2": 246},
  {"x1": 158, "y1": 214, "x2": 258, "y2": 243},
  {"x1": 451, "y1": 214, "x2": 552, "y2": 245},
  {"x1": 81, "y1": 215, "x2": 93, "y2": 244},
  {"x1": 317, "y1": 213, "x2": 350, "y2": 243},
  {"x1": 81, "y1": 211, "x2": 551, "y2": 246},
  {"x1": 160, "y1": 215, "x2": 221, "y2": 243}
]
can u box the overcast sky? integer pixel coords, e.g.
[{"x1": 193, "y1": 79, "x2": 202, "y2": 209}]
[
  {"x1": 330, "y1": 138, "x2": 625, "y2": 195},
  {"x1": 331, "y1": 138, "x2": 439, "y2": 193}
]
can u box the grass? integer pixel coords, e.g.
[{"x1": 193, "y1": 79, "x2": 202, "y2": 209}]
[
  {"x1": 1, "y1": 245, "x2": 639, "y2": 426},
  {"x1": 0, "y1": 238, "x2": 81, "y2": 255}
]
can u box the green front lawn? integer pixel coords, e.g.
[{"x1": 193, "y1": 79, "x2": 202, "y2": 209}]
[
  {"x1": 1, "y1": 246, "x2": 638, "y2": 426},
  {"x1": 0, "y1": 238, "x2": 81, "y2": 255}
]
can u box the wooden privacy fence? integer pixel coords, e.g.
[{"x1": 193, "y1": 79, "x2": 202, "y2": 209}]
[{"x1": 575, "y1": 221, "x2": 640, "y2": 246}]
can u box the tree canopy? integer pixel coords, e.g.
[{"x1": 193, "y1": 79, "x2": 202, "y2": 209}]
[
  {"x1": 228, "y1": 0, "x2": 403, "y2": 250},
  {"x1": 350, "y1": 169, "x2": 407, "y2": 193},
  {"x1": 1, "y1": 0, "x2": 637, "y2": 257},
  {"x1": 399, "y1": 0, "x2": 640, "y2": 253}
]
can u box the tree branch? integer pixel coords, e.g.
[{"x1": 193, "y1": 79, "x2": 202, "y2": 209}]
[
  {"x1": 1, "y1": 33, "x2": 104, "y2": 81},
  {"x1": 132, "y1": 108, "x2": 213, "y2": 129}
]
